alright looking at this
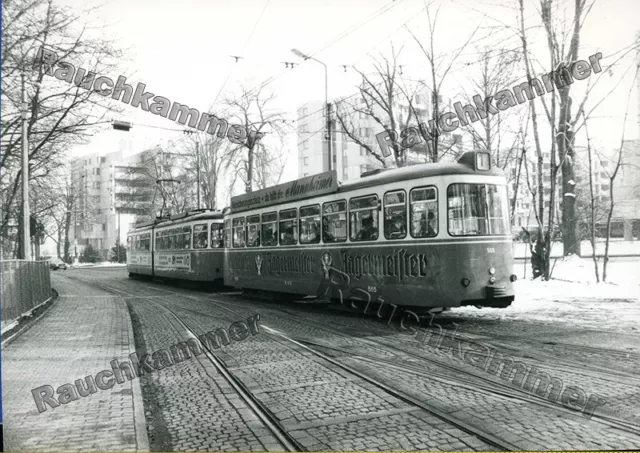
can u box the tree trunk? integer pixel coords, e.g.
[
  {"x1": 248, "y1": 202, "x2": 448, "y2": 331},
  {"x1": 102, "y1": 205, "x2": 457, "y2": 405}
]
[
  {"x1": 246, "y1": 145, "x2": 254, "y2": 193},
  {"x1": 561, "y1": 127, "x2": 579, "y2": 255},
  {"x1": 63, "y1": 210, "x2": 72, "y2": 263},
  {"x1": 586, "y1": 130, "x2": 600, "y2": 282}
]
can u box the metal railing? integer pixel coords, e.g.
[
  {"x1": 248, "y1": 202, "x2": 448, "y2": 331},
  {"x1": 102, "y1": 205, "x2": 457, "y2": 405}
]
[{"x1": 1, "y1": 260, "x2": 51, "y2": 331}]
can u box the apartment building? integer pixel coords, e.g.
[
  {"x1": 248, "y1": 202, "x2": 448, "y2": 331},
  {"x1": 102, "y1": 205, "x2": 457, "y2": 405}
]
[{"x1": 70, "y1": 146, "x2": 188, "y2": 259}]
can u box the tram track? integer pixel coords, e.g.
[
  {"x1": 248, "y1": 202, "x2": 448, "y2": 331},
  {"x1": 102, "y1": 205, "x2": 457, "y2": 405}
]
[
  {"x1": 133, "y1": 283, "x2": 640, "y2": 436},
  {"x1": 63, "y1": 273, "x2": 640, "y2": 449},
  {"x1": 60, "y1": 275, "x2": 302, "y2": 451},
  {"x1": 72, "y1": 275, "x2": 517, "y2": 450}
]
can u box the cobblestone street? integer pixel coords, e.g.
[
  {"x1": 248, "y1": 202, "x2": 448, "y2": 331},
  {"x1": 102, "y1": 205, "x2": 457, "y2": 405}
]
[{"x1": 3, "y1": 267, "x2": 639, "y2": 451}]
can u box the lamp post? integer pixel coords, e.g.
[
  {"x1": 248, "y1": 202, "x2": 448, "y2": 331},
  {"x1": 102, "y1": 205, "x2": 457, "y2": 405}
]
[
  {"x1": 21, "y1": 73, "x2": 31, "y2": 260},
  {"x1": 291, "y1": 49, "x2": 331, "y2": 172}
]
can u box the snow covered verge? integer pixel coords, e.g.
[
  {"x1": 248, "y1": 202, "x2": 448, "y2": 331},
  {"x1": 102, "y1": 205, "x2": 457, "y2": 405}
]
[
  {"x1": 69, "y1": 262, "x2": 127, "y2": 268},
  {"x1": 456, "y1": 256, "x2": 640, "y2": 330}
]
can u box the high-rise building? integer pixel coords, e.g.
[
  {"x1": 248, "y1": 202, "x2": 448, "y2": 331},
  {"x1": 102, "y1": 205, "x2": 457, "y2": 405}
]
[{"x1": 69, "y1": 147, "x2": 191, "y2": 259}]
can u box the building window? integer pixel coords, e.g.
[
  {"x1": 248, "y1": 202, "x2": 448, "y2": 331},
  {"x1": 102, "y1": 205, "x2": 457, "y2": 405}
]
[
  {"x1": 93, "y1": 168, "x2": 100, "y2": 175},
  {"x1": 360, "y1": 146, "x2": 367, "y2": 156},
  {"x1": 303, "y1": 157, "x2": 309, "y2": 165},
  {"x1": 342, "y1": 132, "x2": 348, "y2": 151},
  {"x1": 359, "y1": 111, "x2": 367, "y2": 119},
  {"x1": 343, "y1": 169, "x2": 348, "y2": 180},
  {"x1": 302, "y1": 107, "x2": 308, "y2": 116},
  {"x1": 303, "y1": 173, "x2": 309, "y2": 177},
  {"x1": 102, "y1": 223, "x2": 107, "y2": 231},
  {"x1": 101, "y1": 157, "x2": 106, "y2": 163},
  {"x1": 300, "y1": 124, "x2": 308, "y2": 133},
  {"x1": 302, "y1": 140, "x2": 308, "y2": 150}
]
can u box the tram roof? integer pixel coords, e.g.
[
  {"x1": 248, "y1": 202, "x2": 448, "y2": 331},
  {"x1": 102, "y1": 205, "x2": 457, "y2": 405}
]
[
  {"x1": 227, "y1": 152, "x2": 505, "y2": 214},
  {"x1": 337, "y1": 158, "x2": 505, "y2": 194},
  {"x1": 128, "y1": 209, "x2": 224, "y2": 233}
]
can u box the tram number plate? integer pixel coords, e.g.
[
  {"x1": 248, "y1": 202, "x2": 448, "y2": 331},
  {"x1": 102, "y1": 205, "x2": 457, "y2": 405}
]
[
  {"x1": 486, "y1": 247, "x2": 495, "y2": 253},
  {"x1": 367, "y1": 286, "x2": 377, "y2": 293},
  {"x1": 284, "y1": 280, "x2": 292, "y2": 286}
]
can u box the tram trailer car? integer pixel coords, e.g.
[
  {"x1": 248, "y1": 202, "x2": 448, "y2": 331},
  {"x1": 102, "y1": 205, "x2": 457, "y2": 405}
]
[
  {"x1": 127, "y1": 210, "x2": 225, "y2": 284},
  {"x1": 223, "y1": 151, "x2": 516, "y2": 313}
]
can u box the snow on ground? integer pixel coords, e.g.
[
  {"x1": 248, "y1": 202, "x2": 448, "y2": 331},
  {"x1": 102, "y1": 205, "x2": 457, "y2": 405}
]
[
  {"x1": 70, "y1": 262, "x2": 127, "y2": 268},
  {"x1": 513, "y1": 240, "x2": 640, "y2": 258},
  {"x1": 456, "y1": 256, "x2": 640, "y2": 331}
]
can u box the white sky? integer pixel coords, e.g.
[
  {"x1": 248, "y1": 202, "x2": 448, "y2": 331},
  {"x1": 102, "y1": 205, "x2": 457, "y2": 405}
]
[{"x1": 62, "y1": 0, "x2": 640, "y2": 193}]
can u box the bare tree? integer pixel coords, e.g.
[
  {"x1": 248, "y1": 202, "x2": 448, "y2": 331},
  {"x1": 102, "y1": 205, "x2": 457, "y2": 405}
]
[
  {"x1": 221, "y1": 83, "x2": 290, "y2": 193},
  {"x1": 335, "y1": 46, "x2": 416, "y2": 168},
  {"x1": 1, "y1": 0, "x2": 124, "y2": 257},
  {"x1": 599, "y1": 63, "x2": 639, "y2": 281},
  {"x1": 405, "y1": 3, "x2": 480, "y2": 162}
]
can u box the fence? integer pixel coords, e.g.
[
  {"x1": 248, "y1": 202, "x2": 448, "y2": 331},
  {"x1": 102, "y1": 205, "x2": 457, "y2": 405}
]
[{"x1": 1, "y1": 260, "x2": 51, "y2": 332}]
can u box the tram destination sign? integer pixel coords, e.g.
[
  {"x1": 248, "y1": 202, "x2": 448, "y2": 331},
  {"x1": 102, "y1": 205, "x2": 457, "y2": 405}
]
[{"x1": 231, "y1": 170, "x2": 338, "y2": 212}]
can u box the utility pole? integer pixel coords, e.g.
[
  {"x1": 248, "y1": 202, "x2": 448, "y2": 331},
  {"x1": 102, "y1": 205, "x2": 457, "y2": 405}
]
[
  {"x1": 326, "y1": 101, "x2": 332, "y2": 171},
  {"x1": 117, "y1": 210, "x2": 121, "y2": 263},
  {"x1": 21, "y1": 72, "x2": 31, "y2": 260},
  {"x1": 196, "y1": 141, "x2": 200, "y2": 209}
]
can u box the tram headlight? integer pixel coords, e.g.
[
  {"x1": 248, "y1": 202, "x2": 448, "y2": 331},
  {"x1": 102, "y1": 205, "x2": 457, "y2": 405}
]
[
  {"x1": 461, "y1": 278, "x2": 471, "y2": 287},
  {"x1": 489, "y1": 277, "x2": 496, "y2": 284},
  {"x1": 510, "y1": 274, "x2": 518, "y2": 282},
  {"x1": 488, "y1": 267, "x2": 496, "y2": 275}
]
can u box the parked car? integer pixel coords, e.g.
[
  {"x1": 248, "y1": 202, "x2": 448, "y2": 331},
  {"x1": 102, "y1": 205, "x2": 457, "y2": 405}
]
[{"x1": 49, "y1": 258, "x2": 68, "y2": 270}]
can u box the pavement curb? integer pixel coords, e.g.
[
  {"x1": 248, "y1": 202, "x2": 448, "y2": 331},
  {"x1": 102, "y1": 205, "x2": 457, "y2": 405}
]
[
  {"x1": 122, "y1": 297, "x2": 151, "y2": 452},
  {"x1": 1, "y1": 289, "x2": 58, "y2": 349}
]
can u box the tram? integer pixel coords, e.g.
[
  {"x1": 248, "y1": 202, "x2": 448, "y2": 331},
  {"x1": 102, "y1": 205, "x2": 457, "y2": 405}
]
[
  {"x1": 222, "y1": 151, "x2": 516, "y2": 312},
  {"x1": 127, "y1": 210, "x2": 225, "y2": 285}
]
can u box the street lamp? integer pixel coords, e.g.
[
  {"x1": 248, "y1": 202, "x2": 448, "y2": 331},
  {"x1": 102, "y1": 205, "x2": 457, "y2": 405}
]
[
  {"x1": 291, "y1": 49, "x2": 332, "y2": 172},
  {"x1": 20, "y1": 73, "x2": 31, "y2": 260}
]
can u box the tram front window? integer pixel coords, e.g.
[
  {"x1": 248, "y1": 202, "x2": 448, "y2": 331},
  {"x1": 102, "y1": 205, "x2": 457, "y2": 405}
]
[{"x1": 447, "y1": 183, "x2": 509, "y2": 236}]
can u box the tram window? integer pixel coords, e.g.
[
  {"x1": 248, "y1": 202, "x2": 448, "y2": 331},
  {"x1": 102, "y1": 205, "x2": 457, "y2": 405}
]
[
  {"x1": 279, "y1": 209, "x2": 298, "y2": 245},
  {"x1": 232, "y1": 217, "x2": 246, "y2": 247},
  {"x1": 127, "y1": 236, "x2": 131, "y2": 250},
  {"x1": 261, "y1": 212, "x2": 278, "y2": 246},
  {"x1": 194, "y1": 224, "x2": 208, "y2": 249},
  {"x1": 135, "y1": 235, "x2": 141, "y2": 250},
  {"x1": 349, "y1": 195, "x2": 379, "y2": 242},
  {"x1": 211, "y1": 223, "x2": 224, "y2": 248},
  {"x1": 142, "y1": 233, "x2": 150, "y2": 251},
  {"x1": 183, "y1": 226, "x2": 192, "y2": 249},
  {"x1": 223, "y1": 219, "x2": 231, "y2": 248},
  {"x1": 247, "y1": 215, "x2": 261, "y2": 247},
  {"x1": 487, "y1": 185, "x2": 510, "y2": 235},
  {"x1": 448, "y1": 183, "x2": 507, "y2": 236},
  {"x1": 410, "y1": 186, "x2": 438, "y2": 238},
  {"x1": 299, "y1": 205, "x2": 320, "y2": 244},
  {"x1": 384, "y1": 190, "x2": 407, "y2": 240},
  {"x1": 155, "y1": 232, "x2": 161, "y2": 250},
  {"x1": 322, "y1": 200, "x2": 347, "y2": 243}
]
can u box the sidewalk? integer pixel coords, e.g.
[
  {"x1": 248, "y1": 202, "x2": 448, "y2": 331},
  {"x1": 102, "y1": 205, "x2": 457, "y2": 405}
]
[{"x1": 1, "y1": 274, "x2": 149, "y2": 452}]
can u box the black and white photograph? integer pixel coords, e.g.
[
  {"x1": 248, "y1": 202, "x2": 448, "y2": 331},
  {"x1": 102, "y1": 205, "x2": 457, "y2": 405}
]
[{"x1": 1, "y1": 0, "x2": 640, "y2": 451}]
